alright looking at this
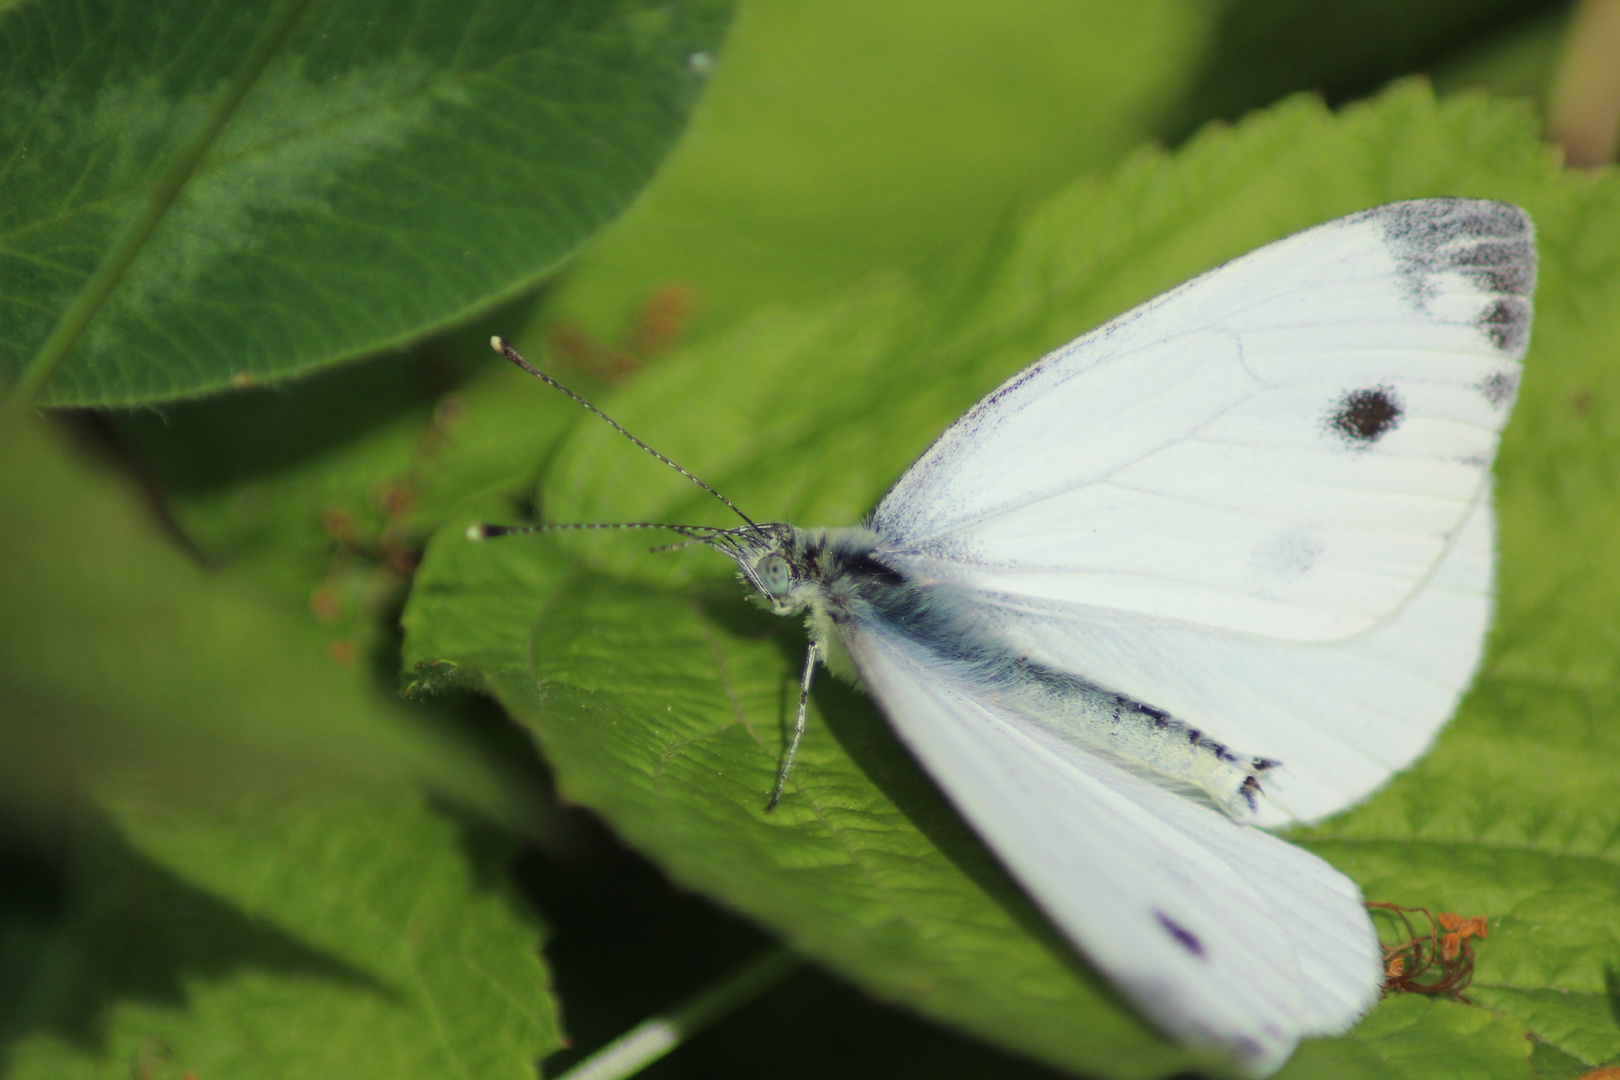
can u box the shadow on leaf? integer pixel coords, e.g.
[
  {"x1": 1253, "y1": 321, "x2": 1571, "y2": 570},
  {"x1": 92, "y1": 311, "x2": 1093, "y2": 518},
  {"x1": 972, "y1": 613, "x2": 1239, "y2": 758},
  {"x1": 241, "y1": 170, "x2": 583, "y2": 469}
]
[{"x1": 0, "y1": 803, "x2": 392, "y2": 1069}]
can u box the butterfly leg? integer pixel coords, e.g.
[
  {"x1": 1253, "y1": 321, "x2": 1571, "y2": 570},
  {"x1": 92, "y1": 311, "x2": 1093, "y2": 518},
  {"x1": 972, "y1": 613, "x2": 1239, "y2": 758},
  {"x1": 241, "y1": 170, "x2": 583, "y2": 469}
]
[{"x1": 766, "y1": 641, "x2": 820, "y2": 811}]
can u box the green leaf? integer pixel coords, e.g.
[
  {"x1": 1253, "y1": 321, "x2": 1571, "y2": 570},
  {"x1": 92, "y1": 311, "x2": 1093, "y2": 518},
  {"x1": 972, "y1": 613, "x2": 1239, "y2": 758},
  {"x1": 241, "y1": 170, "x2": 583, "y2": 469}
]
[
  {"x1": 532, "y1": 0, "x2": 1226, "y2": 344},
  {"x1": 3, "y1": 789, "x2": 555, "y2": 1080},
  {"x1": 1163, "y1": 0, "x2": 1553, "y2": 138},
  {"x1": 102, "y1": 333, "x2": 589, "y2": 677},
  {"x1": 0, "y1": 414, "x2": 512, "y2": 807},
  {"x1": 1280, "y1": 995, "x2": 1533, "y2": 1080},
  {"x1": 0, "y1": 414, "x2": 557, "y2": 1073},
  {"x1": 0, "y1": 0, "x2": 731, "y2": 407},
  {"x1": 1429, "y1": 6, "x2": 1571, "y2": 103},
  {"x1": 528, "y1": 0, "x2": 1561, "y2": 350},
  {"x1": 406, "y1": 84, "x2": 1620, "y2": 1078}
]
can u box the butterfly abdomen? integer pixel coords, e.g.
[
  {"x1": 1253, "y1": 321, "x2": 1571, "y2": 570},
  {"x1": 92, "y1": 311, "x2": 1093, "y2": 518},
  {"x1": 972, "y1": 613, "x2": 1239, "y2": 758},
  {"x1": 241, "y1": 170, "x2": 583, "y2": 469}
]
[{"x1": 980, "y1": 655, "x2": 1277, "y2": 820}]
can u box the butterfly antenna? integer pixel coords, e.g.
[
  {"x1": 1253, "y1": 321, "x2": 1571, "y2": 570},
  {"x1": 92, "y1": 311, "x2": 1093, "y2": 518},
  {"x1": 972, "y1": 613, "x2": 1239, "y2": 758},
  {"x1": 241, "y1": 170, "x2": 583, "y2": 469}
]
[
  {"x1": 489, "y1": 336, "x2": 757, "y2": 528},
  {"x1": 465, "y1": 521, "x2": 750, "y2": 551}
]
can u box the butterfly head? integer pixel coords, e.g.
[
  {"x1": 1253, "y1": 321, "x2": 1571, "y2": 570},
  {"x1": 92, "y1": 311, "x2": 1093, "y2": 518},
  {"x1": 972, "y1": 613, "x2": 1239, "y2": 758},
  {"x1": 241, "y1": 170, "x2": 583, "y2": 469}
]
[{"x1": 684, "y1": 523, "x2": 821, "y2": 616}]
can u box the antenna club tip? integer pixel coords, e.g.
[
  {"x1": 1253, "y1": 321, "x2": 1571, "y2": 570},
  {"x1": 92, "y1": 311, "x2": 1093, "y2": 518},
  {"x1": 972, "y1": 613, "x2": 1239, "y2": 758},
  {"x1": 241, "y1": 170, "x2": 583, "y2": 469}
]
[
  {"x1": 465, "y1": 523, "x2": 489, "y2": 541},
  {"x1": 489, "y1": 335, "x2": 507, "y2": 353}
]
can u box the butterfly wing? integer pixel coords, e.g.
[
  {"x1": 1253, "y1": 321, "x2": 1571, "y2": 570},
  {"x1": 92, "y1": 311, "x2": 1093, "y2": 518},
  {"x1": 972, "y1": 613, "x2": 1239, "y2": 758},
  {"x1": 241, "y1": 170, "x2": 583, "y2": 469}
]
[
  {"x1": 961, "y1": 491, "x2": 1495, "y2": 827},
  {"x1": 873, "y1": 199, "x2": 1532, "y2": 642},
  {"x1": 838, "y1": 617, "x2": 1382, "y2": 1075},
  {"x1": 869, "y1": 199, "x2": 1533, "y2": 820}
]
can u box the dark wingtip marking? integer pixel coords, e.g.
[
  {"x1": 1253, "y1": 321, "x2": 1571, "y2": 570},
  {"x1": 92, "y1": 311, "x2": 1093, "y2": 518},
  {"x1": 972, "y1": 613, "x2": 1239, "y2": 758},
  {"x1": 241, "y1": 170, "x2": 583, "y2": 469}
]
[
  {"x1": 1479, "y1": 369, "x2": 1519, "y2": 408},
  {"x1": 1155, "y1": 911, "x2": 1207, "y2": 958},
  {"x1": 1373, "y1": 199, "x2": 1530, "y2": 247},
  {"x1": 1451, "y1": 238, "x2": 1536, "y2": 296},
  {"x1": 1325, "y1": 385, "x2": 1404, "y2": 446},
  {"x1": 1372, "y1": 201, "x2": 1538, "y2": 326},
  {"x1": 1479, "y1": 297, "x2": 1532, "y2": 353}
]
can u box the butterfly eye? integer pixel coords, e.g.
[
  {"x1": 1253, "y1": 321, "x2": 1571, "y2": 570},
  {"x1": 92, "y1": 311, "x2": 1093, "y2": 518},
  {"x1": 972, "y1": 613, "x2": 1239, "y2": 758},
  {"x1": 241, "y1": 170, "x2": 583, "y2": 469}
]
[{"x1": 757, "y1": 555, "x2": 792, "y2": 595}]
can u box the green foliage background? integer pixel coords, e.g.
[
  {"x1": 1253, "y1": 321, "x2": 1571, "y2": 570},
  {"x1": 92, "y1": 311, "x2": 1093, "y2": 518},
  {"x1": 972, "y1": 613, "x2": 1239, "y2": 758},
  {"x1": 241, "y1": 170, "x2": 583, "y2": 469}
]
[{"x1": 3, "y1": 1, "x2": 1617, "y2": 1079}]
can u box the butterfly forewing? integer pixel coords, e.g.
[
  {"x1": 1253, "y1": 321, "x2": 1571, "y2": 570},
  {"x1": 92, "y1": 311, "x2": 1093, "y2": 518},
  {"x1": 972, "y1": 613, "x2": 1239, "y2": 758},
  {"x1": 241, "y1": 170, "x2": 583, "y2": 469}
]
[{"x1": 873, "y1": 199, "x2": 1533, "y2": 643}]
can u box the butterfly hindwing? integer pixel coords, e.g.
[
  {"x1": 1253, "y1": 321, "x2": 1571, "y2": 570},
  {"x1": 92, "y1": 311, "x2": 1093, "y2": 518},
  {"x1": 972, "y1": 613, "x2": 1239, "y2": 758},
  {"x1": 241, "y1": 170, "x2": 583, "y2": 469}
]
[
  {"x1": 953, "y1": 493, "x2": 1497, "y2": 826},
  {"x1": 838, "y1": 618, "x2": 1383, "y2": 1074}
]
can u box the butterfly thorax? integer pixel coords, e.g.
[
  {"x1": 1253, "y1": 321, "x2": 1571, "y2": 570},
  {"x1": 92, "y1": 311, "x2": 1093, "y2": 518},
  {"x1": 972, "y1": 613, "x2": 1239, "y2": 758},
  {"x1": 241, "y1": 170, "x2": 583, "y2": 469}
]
[{"x1": 717, "y1": 523, "x2": 1279, "y2": 820}]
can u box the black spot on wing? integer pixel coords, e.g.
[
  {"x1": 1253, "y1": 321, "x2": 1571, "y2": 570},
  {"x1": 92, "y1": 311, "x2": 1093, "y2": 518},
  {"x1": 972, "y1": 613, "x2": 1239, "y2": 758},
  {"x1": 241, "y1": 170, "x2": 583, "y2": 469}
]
[
  {"x1": 1155, "y1": 911, "x2": 1206, "y2": 958},
  {"x1": 1324, "y1": 385, "x2": 1403, "y2": 446}
]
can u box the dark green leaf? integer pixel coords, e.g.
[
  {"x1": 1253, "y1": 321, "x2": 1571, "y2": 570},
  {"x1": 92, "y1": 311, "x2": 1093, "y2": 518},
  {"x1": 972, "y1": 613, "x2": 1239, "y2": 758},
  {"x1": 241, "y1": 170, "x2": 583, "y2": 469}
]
[
  {"x1": 1162, "y1": 0, "x2": 1555, "y2": 139},
  {"x1": 529, "y1": 0, "x2": 1566, "y2": 350},
  {"x1": 0, "y1": 0, "x2": 730, "y2": 406},
  {"x1": 2, "y1": 791, "x2": 555, "y2": 1079},
  {"x1": 0, "y1": 417, "x2": 558, "y2": 1078},
  {"x1": 0, "y1": 415, "x2": 505, "y2": 805},
  {"x1": 531, "y1": 0, "x2": 1225, "y2": 344}
]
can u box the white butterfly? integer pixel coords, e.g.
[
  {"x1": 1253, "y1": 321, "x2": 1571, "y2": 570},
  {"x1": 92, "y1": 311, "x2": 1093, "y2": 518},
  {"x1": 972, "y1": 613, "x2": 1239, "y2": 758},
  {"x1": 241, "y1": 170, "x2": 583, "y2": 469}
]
[{"x1": 479, "y1": 198, "x2": 1535, "y2": 1075}]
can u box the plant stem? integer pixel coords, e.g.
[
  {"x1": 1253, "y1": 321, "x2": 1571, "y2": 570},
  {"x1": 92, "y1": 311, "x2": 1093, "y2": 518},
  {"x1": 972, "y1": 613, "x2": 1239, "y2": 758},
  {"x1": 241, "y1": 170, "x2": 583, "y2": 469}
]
[
  {"x1": 553, "y1": 947, "x2": 801, "y2": 1080},
  {"x1": 1548, "y1": 0, "x2": 1620, "y2": 168}
]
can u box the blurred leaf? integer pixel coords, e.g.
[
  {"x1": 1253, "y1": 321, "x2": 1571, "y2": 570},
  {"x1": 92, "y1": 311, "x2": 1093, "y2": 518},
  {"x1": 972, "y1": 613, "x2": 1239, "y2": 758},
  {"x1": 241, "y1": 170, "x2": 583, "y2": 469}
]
[
  {"x1": 104, "y1": 337, "x2": 588, "y2": 682},
  {"x1": 0, "y1": 415, "x2": 500, "y2": 814},
  {"x1": 531, "y1": 0, "x2": 1228, "y2": 345},
  {"x1": 1163, "y1": 0, "x2": 1560, "y2": 139},
  {"x1": 0, "y1": 0, "x2": 731, "y2": 407},
  {"x1": 531, "y1": 0, "x2": 1568, "y2": 353},
  {"x1": 0, "y1": 403, "x2": 560, "y2": 1079},
  {"x1": 406, "y1": 83, "x2": 1619, "y2": 1078},
  {"x1": 115, "y1": 336, "x2": 591, "y2": 558},
  {"x1": 2, "y1": 790, "x2": 555, "y2": 1080},
  {"x1": 1430, "y1": 4, "x2": 1573, "y2": 101}
]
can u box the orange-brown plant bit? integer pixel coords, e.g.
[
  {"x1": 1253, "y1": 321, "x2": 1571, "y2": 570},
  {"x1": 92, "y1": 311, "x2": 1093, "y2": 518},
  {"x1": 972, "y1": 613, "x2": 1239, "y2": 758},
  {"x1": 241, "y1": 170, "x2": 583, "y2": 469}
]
[
  {"x1": 547, "y1": 283, "x2": 700, "y2": 382},
  {"x1": 1436, "y1": 911, "x2": 1490, "y2": 961},
  {"x1": 1366, "y1": 902, "x2": 1487, "y2": 1002},
  {"x1": 627, "y1": 283, "x2": 696, "y2": 358}
]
